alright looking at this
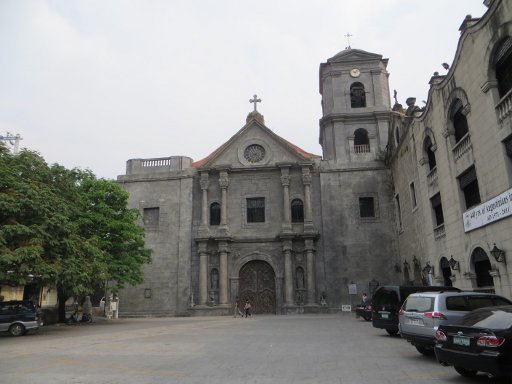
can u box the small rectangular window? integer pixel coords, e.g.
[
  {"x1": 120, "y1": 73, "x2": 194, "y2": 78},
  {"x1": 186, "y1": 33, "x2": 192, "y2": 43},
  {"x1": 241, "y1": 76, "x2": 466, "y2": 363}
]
[
  {"x1": 359, "y1": 197, "x2": 375, "y2": 218},
  {"x1": 503, "y1": 135, "x2": 512, "y2": 157},
  {"x1": 409, "y1": 182, "x2": 417, "y2": 209},
  {"x1": 430, "y1": 193, "x2": 444, "y2": 226},
  {"x1": 143, "y1": 207, "x2": 160, "y2": 228},
  {"x1": 458, "y1": 166, "x2": 481, "y2": 209},
  {"x1": 247, "y1": 197, "x2": 265, "y2": 223}
]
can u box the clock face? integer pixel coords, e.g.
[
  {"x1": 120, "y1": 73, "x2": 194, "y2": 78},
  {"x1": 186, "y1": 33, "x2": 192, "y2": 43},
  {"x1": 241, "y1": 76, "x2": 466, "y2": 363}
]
[{"x1": 350, "y1": 68, "x2": 361, "y2": 78}]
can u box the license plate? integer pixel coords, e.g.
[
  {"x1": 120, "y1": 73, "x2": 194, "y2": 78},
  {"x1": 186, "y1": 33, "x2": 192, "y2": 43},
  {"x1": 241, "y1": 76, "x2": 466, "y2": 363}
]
[
  {"x1": 407, "y1": 318, "x2": 423, "y2": 326},
  {"x1": 453, "y1": 336, "x2": 470, "y2": 347},
  {"x1": 381, "y1": 313, "x2": 389, "y2": 319}
]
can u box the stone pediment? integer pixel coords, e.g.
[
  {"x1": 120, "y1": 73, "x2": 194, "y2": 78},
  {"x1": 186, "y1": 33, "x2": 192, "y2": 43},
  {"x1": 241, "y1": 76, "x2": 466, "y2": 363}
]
[
  {"x1": 192, "y1": 116, "x2": 320, "y2": 169},
  {"x1": 327, "y1": 48, "x2": 383, "y2": 64}
]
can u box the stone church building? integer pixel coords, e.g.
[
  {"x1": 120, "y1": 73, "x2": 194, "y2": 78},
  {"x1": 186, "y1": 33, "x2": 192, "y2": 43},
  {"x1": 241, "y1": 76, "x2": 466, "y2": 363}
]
[{"x1": 117, "y1": 0, "x2": 512, "y2": 315}]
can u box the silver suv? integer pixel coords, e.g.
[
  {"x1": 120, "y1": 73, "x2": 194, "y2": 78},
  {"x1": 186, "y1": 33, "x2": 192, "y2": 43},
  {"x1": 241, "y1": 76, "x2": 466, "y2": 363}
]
[{"x1": 398, "y1": 291, "x2": 511, "y2": 355}]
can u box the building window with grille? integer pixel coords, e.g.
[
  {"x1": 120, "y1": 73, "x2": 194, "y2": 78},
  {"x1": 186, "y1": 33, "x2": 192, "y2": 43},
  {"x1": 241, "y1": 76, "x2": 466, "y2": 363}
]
[
  {"x1": 450, "y1": 99, "x2": 469, "y2": 143},
  {"x1": 247, "y1": 197, "x2": 265, "y2": 223},
  {"x1": 143, "y1": 207, "x2": 160, "y2": 229},
  {"x1": 424, "y1": 136, "x2": 436, "y2": 171},
  {"x1": 494, "y1": 36, "x2": 512, "y2": 98},
  {"x1": 291, "y1": 199, "x2": 304, "y2": 223},
  {"x1": 458, "y1": 166, "x2": 481, "y2": 209},
  {"x1": 409, "y1": 182, "x2": 417, "y2": 209},
  {"x1": 504, "y1": 135, "x2": 512, "y2": 158},
  {"x1": 430, "y1": 193, "x2": 444, "y2": 226},
  {"x1": 350, "y1": 82, "x2": 366, "y2": 108},
  {"x1": 359, "y1": 197, "x2": 375, "y2": 218},
  {"x1": 210, "y1": 202, "x2": 221, "y2": 226},
  {"x1": 354, "y1": 128, "x2": 370, "y2": 153}
]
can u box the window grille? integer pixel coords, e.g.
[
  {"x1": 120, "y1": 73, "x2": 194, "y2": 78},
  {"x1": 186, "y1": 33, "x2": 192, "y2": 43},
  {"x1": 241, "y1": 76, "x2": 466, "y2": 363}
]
[
  {"x1": 247, "y1": 197, "x2": 265, "y2": 223},
  {"x1": 210, "y1": 203, "x2": 221, "y2": 226},
  {"x1": 291, "y1": 199, "x2": 304, "y2": 223},
  {"x1": 359, "y1": 197, "x2": 375, "y2": 218}
]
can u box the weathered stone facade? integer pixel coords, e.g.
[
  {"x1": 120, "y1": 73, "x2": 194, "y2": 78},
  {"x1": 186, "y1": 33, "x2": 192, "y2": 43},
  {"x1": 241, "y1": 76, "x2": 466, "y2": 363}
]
[
  {"x1": 117, "y1": 0, "x2": 512, "y2": 315},
  {"x1": 389, "y1": 0, "x2": 512, "y2": 298}
]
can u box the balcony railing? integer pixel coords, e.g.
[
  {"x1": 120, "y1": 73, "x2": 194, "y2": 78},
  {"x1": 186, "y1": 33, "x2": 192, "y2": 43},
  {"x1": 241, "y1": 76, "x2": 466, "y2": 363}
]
[
  {"x1": 427, "y1": 167, "x2": 438, "y2": 187},
  {"x1": 142, "y1": 158, "x2": 173, "y2": 167},
  {"x1": 354, "y1": 144, "x2": 370, "y2": 154},
  {"x1": 433, "y1": 224, "x2": 446, "y2": 240},
  {"x1": 496, "y1": 88, "x2": 512, "y2": 121},
  {"x1": 452, "y1": 133, "x2": 472, "y2": 160}
]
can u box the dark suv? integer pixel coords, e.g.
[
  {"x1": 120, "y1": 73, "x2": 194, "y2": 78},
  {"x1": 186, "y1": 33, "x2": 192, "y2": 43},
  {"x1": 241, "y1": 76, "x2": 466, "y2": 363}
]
[
  {"x1": 0, "y1": 300, "x2": 41, "y2": 336},
  {"x1": 372, "y1": 286, "x2": 459, "y2": 336}
]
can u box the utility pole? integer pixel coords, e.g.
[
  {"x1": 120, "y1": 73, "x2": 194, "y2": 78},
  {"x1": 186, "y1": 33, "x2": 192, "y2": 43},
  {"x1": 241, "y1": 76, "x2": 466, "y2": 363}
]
[{"x1": 0, "y1": 132, "x2": 22, "y2": 154}]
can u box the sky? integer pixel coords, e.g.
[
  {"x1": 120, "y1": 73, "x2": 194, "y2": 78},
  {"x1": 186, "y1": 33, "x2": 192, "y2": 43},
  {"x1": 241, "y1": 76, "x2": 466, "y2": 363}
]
[{"x1": 0, "y1": 0, "x2": 488, "y2": 179}]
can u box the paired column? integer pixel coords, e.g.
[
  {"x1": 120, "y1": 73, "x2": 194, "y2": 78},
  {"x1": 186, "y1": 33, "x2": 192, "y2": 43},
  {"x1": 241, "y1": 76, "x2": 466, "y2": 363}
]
[
  {"x1": 305, "y1": 239, "x2": 316, "y2": 305},
  {"x1": 219, "y1": 170, "x2": 229, "y2": 228},
  {"x1": 283, "y1": 240, "x2": 294, "y2": 305},
  {"x1": 218, "y1": 241, "x2": 229, "y2": 305},
  {"x1": 199, "y1": 172, "x2": 209, "y2": 228},
  {"x1": 302, "y1": 167, "x2": 314, "y2": 231},
  {"x1": 280, "y1": 167, "x2": 292, "y2": 232},
  {"x1": 198, "y1": 241, "x2": 208, "y2": 305}
]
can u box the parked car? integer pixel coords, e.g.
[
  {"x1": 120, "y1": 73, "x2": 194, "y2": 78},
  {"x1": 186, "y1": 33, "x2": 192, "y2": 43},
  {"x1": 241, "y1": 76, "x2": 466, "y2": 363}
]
[
  {"x1": 435, "y1": 305, "x2": 512, "y2": 380},
  {"x1": 355, "y1": 301, "x2": 372, "y2": 321},
  {"x1": 0, "y1": 300, "x2": 41, "y2": 336},
  {"x1": 399, "y1": 291, "x2": 511, "y2": 355},
  {"x1": 372, "y1": 285, "x2": 459, "y2": 336}
]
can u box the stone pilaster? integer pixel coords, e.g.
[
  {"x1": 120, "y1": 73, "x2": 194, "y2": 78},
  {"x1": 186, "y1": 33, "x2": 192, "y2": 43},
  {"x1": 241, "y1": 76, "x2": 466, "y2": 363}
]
[
  {"x1": 302, "y1": 166, "x2": 314, "y2": 232},
  {"x1": 219, "y1": 171, "x2": 230, "y2": 228},
  {"x1": 198, "y1": 172, "x2": 209, "y2": 237}
]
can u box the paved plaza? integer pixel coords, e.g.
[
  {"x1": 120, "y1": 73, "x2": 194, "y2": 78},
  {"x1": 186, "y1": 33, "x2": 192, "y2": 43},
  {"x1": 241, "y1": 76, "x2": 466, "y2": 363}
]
[{"x1": 0, "y1": 313, "x2": 493, "y2": 384}]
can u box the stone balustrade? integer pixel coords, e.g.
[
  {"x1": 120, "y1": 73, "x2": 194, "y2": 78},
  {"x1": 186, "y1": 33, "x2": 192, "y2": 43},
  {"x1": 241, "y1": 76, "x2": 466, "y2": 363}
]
[
  {"x1": 452, "y1": 134, "x2": 472, "y2": 160},
  {"x1": 427, "y1": 167, "x2": 438, "y2": 187},
  {"x1": 433, "y1": 224, "x2": 446, "y2": 240},
  {"x1": 497, "y1": 88, "x2": 512, "y2": 121},
  {"x1": 354, "y1": 144, "x2": 371, "y2": 153},
  {"x1": 125, "y1": 156, "x2": 193, "y2": 175}
]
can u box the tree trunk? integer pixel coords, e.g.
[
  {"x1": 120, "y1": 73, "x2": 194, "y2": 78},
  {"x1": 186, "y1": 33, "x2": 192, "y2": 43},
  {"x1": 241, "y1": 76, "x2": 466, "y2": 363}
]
[{"x1": 57, "y1": 285, "x2": 68, "y2": 323}]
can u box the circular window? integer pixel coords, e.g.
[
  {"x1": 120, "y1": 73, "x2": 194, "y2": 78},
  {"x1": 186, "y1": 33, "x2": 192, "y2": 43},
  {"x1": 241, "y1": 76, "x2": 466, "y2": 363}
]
[{"x1": 243, "y1": 144, "x2": 266, "y2": 163}]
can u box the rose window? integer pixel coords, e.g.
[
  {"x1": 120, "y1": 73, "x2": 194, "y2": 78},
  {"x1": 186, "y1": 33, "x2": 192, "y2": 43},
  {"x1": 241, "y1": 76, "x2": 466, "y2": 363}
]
[{"x1": 244, "y1": 144, "x2": 266, "y2": 163}]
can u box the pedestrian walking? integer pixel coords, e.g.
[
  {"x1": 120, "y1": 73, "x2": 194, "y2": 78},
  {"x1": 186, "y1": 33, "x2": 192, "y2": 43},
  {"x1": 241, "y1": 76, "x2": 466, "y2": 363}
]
[{"x1": 244, "y1": 299, "x2": 252, "y2": 318}]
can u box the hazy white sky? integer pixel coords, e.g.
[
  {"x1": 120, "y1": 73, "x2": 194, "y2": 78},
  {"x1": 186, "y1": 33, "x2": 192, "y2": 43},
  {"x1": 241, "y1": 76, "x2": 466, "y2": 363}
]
[{"x1": 0, "y1": 0, "x2": 488, "y2": 179}]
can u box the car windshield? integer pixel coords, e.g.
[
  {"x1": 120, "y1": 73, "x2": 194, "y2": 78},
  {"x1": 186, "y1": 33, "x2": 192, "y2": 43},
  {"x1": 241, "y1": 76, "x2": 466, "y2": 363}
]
[
  {"x1": 458, "y1": 308, "x2": 512, "y2": 329},
  {"x1": 403, "y1": 297, "x2": 433, "y2": 312}
]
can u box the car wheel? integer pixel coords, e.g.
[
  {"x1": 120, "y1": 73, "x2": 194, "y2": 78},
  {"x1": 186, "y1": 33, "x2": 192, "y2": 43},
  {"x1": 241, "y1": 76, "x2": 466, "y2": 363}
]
[
  {"x1": 9, "y1": 323, "x2": 25, "y2": 337},
  {"x1": 454, "y1": 366, "x2": 477, "y2": 377},
  {"x1": 386, "y1": 329, "x2": 398, "y2": 336},
  {"x1": 415, "y1": 346, "x2": 434, "y2": 356}
]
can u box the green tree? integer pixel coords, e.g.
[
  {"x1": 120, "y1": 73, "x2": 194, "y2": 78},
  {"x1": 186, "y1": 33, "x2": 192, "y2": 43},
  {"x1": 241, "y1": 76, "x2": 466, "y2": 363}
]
[{"x1": 0, "y1": 144, "x2": 151, "y2": 322}]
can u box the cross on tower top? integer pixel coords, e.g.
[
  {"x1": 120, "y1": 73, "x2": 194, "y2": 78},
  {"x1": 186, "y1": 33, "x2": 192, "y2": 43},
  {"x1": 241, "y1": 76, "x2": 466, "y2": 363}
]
[
  {"x1": 249, "y1": 94, "x2": 261, "y2": 112},
  {"x1": 344, "y1": 32, "x2": 353, "y2": 49}
]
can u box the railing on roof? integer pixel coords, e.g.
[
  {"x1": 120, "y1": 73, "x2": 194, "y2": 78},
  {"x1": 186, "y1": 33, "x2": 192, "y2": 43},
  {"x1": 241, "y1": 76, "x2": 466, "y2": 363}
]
[{"x1": 125, "y1": 156, "x2": 193, "y2": 175}]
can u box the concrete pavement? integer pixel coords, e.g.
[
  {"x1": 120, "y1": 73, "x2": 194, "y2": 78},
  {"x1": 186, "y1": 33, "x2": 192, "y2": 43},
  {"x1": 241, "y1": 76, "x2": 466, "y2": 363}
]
[{"x1": 0, "y1": 313, "x2": 493, "y2": 384}]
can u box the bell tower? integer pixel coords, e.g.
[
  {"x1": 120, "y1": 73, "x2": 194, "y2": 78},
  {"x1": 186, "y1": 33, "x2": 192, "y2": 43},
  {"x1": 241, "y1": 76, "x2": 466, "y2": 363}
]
[{"x1": 319, "y1": 48, "x2": 391, "y2": 165}]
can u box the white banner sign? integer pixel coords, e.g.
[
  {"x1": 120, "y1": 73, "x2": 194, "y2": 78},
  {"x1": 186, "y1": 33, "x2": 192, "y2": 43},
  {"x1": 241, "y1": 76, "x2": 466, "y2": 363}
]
[{"x1": 463, "y1": 187, "x2": 512, "y2": 232}]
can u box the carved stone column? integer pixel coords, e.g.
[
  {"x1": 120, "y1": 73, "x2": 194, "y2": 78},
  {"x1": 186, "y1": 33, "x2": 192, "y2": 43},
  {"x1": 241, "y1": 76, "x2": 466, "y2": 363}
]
[
  {"x1": 302, "y1": 166, "x2": 314, "y2": 232},
  {"x1": 305, "y1": 239, "x2": 316, "y2": 305},
  {"x1": 219, "y1": 171, "x2": 230, "y2": 228},
  {"x1": 218, "y1": 241, "x2": 229, "y2": 305},
  {"x1": 198, "y1": 241, "x2": 208, "y2": 305},
  {"x1": 281, "y1": 167, "x2": 292, "y2": 232},
  {"x1": 283, "y1": 240, "x2": 294, "y2": 305},
  {"x1": 199, "y1": 172, "x2": 209, "y2": 229}
]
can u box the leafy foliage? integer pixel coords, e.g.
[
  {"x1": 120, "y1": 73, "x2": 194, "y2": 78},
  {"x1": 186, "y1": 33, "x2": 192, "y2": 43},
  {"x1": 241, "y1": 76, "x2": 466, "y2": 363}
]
[{"x1": 0, "y1": 144, "x2": 151, "y2": 319}]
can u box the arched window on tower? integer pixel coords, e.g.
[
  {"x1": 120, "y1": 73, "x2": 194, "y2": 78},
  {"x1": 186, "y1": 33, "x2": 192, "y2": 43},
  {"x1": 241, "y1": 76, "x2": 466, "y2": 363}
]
[
  {"x1": 354, "y1": 128, "x2": 370, "y2": 153},
  {"x1": 494, "y1": 36, "x2": 512, "y2": 98},
  {"x1": 450, "y1": 99, "x2": 469, "y2": 143},
  {"x1": 291, "y1": 199, "x2": 304, "y2": 223},
  {"x1": 210, "y1": 202, "x2": 221, "y2": 226},
  {"x1": 350, "y1": 82, "x2": 366, "y2": 108},
  {"x1": 424, "y1": 136, "x2": 436, "y2": 171}
]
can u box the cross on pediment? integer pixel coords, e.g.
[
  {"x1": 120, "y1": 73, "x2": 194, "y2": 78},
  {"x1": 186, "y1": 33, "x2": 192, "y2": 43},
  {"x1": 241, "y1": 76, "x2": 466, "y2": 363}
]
[
  {"x1": 249, "y1": 94, "x2": 261, "y2": 112},
  {"x1": 344, "y1": 32, "x2": 352, "y2": 49}
]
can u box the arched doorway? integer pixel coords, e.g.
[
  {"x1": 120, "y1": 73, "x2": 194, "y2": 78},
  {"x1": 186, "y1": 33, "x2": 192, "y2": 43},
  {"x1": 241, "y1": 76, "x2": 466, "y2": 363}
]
[
  {"x1": 239, "y1": 260, "x2": 276, "y2": 314},
  {"x1": 471, "y1": 247, "x2": 494, "y2": 291},
  {"x1": 439, "y1": 257, "x2": 452, "y2": 287}
]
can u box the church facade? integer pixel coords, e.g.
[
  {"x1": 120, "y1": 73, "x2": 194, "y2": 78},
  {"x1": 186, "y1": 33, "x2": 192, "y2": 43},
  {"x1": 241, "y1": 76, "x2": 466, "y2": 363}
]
[{"x1": 117, "y1": 0, "x2": 512, "y2": 315}]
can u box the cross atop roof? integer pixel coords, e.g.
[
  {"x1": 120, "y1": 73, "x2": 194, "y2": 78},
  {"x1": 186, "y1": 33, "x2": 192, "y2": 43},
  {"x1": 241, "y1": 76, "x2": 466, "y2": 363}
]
[
  {"x1": 249, "y1": 94, "x2": 261, "y2": 112},
  {"x1": 344, "y1": 32, "x2": 353, "y2": 49}
]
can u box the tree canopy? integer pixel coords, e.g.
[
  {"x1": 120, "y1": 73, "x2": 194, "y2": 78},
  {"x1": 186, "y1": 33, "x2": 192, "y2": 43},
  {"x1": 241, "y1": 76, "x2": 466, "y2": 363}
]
[{"x1": 0, "y1": 144, "x2": 151, "y2": 320}]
